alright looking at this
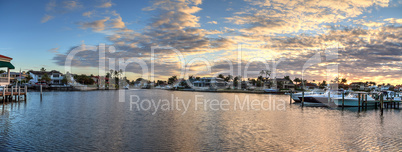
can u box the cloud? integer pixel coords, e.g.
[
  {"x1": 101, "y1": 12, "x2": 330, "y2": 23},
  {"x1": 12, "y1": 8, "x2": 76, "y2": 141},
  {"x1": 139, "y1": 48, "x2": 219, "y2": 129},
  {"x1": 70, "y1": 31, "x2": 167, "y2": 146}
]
[
  {"x1": 227, "y1": 0, "x2": 391, "y2": 35},
  {"x1": 110, "y1": 15, "x2": 125, "y2": 28},
  {"x1": 82, "y1": 11, "x2": 93, "y2": 17},
  {"x1": 63, "y1": 1, "x2": 82, "y2": 10},
  {"x1": 207, "y1": 21, "x2": 217, "y2": 24},
  {"x1": 46, "y1": 0, "x2": 56, "y2": 11},
  {"x1": 79, "y1": 17, "x2": 110, "y2": 31},
  {"x1": 47, "y1": 47, "x2": 60, "y2": 53},
  {"x1": 384, "y1": 18, "x2": 402, "y2": 24},
  {"x1": 41, "y1": 14, "x2": 54, "y2": 23},
  {"x1": 98, "y1": 1, "x2": 113, "y2": 8},
  {"x1": 354, "y1": 19, "x2": 385, "y2": 27},
  {"x1": 42, "y1": 0, "x2": 83, "y2": 22},
  {"x1": 78, "y1": 13, "x2": 127, "y2": 32},
  {"x1": 55, "y1": 0, "x2": 236, "y2": 78},
  {"x1": 53, "y1": 0, "x2": 401, "y2": 84}
]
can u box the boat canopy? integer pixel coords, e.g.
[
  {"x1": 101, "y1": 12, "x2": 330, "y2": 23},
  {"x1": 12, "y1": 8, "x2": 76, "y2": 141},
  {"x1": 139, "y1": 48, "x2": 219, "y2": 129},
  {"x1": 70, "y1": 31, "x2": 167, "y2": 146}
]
[{"x1": 0, "y1": 61, "x2": 15, "y2": 69}]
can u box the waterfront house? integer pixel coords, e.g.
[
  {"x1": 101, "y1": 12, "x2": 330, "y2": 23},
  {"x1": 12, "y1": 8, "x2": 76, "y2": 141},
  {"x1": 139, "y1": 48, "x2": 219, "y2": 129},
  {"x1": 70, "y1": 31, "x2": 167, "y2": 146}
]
[
  {"x1": 0, "y1": 55, "x2": 15, "y2": 86},
  {"x1": 395, "y1": 85, "x2": 402, "y2": 91},
  {"x1": 0, "y1": 71, "x2": 27, "y2": 83},
  {"x1": 91, "y1": 76, "x2": 109, "y2": 87},
  {"x1": 192, "y1": 77, "x2": 226, "y2": 88},
  {"x1": 275, "y1": 78, "x2": 295, "y2": 90},
  {"x1": 29, "y1": 70, "x2": 64, "y2": 84},
  {"x1": 350, "y1": 82, "x2": 366, "y2": 90},
  {"x1": 302, "y1": 82, "x2": 318, "y2": 90},
  {"x1": 368, "y1": 85, "x2": 378, "y2": 91}
]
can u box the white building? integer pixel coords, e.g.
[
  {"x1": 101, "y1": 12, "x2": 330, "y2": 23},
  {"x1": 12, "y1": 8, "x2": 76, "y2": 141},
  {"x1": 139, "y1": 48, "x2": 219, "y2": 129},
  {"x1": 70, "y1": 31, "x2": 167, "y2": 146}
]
[
  {"x1": 192, "y1": 77, "x2": 226, "y2": 88},
  {"x1": 0, "y1": 55, "x2": 15, "y2": 86},
  {"x1": 29, "y1": 70, "x2": 64, "y2": 84}
]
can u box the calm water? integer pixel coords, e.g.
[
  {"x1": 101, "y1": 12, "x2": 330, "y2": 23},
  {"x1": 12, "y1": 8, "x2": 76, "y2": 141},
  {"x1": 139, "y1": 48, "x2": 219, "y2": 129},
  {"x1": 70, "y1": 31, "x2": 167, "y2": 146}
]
[{"x1": 1, "y1": 90, "x2": 401, "y2": 151}]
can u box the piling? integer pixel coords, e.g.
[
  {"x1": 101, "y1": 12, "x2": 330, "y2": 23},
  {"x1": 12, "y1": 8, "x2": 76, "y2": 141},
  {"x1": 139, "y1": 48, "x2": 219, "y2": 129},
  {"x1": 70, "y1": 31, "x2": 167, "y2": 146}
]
[
  {"x1": 358, "y1": 93, "x2": 361, "y2": 110},
  {"x1": 342, "y1": 92, "x2": 345, "y2": 108},
  {"x1": 2, "y1": 86, "x2": 5, "y2": 102},
  {"x1": 290, "y1": 92, "x2": 292, "y2": 104},
  {"x1": 328, "y1": 91, "x2": 330, "y2": 104},
  {"x1": 18, "y1": 87, "x2": 21, "y2": 101},
  {"x1": 40, "y1": 85, "x2": 43, "y2": 99},
  {"x1": 380, "y1": 94, "x2": 384, "y2": 115},
  {"x1": 10, "y1": 86, "x2": 13, "y2": 101},
  {"x1": 24, "y1": 86, "x2": 27, "y2": 100},
  {"x1": 365, "y1": 94, "x2": 368, "y2": 109},
  {"x1": 302, "y1": 91, "x2": 304, "y2": 106}
]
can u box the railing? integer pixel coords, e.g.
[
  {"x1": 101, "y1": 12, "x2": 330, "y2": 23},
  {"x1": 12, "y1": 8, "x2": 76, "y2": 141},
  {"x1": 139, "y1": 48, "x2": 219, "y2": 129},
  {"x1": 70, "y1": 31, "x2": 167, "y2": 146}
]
[
  {"x1": 1, "y1": 85, "x2": 28, "y2": 93},
  {"x1": 0, "y1": 77, "x2": 8, "y2": 82}
]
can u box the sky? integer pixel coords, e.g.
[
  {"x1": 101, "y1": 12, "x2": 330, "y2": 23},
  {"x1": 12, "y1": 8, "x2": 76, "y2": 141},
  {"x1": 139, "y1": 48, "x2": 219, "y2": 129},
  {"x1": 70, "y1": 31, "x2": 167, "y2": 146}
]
[{"x1": 0, "y1": 0, "x2": 401, "y2": 84}]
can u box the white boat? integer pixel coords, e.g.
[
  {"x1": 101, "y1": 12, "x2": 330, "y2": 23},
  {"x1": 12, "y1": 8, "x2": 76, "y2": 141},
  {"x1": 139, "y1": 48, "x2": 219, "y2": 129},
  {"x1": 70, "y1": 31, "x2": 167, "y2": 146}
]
[
  {"x1": 263, "y1": 88, "x2": 279, "y2": 93},
  {"x1": 291, "y1": 90, "x2": 324, "y2": 102},
  {"x1": 381, "y1": 91, "x2": 401, "y2": 101},
  {"x1": 332, "y1": 93, "x2": 376, "y2": 107},
  {"x1": 300, "y1": 90, "x2": 342, "y2": 104}
]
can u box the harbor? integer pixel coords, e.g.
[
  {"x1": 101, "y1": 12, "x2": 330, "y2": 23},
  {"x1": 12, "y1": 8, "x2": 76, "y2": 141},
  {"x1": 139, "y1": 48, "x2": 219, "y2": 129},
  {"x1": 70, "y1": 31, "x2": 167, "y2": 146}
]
[
  {"x1": 289, "y1": 90, "x2": 401, "y2": 110},
  {"x1": 1, "y1": 0, "x2": 402, "y2": 151},
  {"x1": 1, "y1": 90, "x2": 402, "y2": 151}
]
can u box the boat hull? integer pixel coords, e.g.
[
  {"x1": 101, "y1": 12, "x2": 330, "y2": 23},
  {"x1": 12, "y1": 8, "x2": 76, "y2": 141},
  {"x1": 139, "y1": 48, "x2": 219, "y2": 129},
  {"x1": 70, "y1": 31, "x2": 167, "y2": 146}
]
[
  {"x1": 333, "y1": 99, "x2": 376, "y2": 107},
  {"x1": 298, "y1": 96, "x2": 322, "y2": 103}
]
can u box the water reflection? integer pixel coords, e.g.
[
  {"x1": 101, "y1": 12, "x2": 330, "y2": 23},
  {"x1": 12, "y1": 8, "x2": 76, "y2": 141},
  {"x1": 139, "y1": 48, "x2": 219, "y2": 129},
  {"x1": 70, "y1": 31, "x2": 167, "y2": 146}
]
[{"x1": 0, "y1": 90, "x2": 401, "y2": 151}]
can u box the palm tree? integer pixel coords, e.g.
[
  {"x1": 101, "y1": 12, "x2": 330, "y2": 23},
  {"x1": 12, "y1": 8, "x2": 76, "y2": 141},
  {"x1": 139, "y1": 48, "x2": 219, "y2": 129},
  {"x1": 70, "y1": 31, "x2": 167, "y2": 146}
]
[
  {"x1": 259, "y1": 70, "x2": 271, "y2": 88},
  {"x1": 168, "y1": 76, "x2": 178, "y2": 84},
  {"x1": 217, "y1": 74, "x2": 225, "y2": 79},
  {"x1": 189, "y1": 75, "x2": 194, "y2": 79},
  {"x1": 293, "y1": 78, "x2": 301, "y2": 85},
  {"x1": 259, "y1": 70, "x2": 271, "y2": 79},
  {"x1": 25, "y1": 74, "x2": 33, "y2": 82},
  {"x1": 40, "y1": 67, "x2": 46, "y2": 72},
  {"x1": 224, "y1": 75, "x2": 233, "y2": 82},
  {"x1": 341, "y1": 78, "x2": 347, "y2": 84}
]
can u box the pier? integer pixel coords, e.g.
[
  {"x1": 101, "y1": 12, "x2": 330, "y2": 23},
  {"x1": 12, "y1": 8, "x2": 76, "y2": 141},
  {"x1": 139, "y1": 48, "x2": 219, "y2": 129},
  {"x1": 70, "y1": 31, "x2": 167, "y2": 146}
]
[
  {"x1": 289, "y1": 90, "x2": 401, "y2": 111},
  {"x1": 1, "y1": 86, "x2": 27, "y2": 103}
]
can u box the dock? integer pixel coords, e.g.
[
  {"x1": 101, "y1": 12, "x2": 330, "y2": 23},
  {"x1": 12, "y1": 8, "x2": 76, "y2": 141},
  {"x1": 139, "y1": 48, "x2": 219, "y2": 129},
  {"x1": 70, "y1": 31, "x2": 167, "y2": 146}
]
[
  {"x1": 1, "y1": 86, "x2": 28, "y2": 103},
  {"x1": 289, "y1": 91, "x2": 401, "y2": 111}
]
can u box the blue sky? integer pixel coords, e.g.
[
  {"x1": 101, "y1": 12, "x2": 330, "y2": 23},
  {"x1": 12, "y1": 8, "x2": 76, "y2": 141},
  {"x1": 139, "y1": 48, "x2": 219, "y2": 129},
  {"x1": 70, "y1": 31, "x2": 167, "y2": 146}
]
[{"x1": 0, "y1": 0, "x2": 401, "y2": 84}]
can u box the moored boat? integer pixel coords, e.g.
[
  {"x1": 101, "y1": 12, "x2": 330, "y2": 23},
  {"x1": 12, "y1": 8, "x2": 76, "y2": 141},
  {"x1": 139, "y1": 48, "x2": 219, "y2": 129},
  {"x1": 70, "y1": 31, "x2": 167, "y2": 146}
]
[{"x1": 332, "y1": 93, "x2": 376, "y2": 107}]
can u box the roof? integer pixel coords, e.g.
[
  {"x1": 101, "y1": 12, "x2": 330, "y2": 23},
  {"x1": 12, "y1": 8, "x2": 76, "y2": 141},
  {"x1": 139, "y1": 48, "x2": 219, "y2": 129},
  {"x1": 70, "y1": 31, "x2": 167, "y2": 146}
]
[
  {"x1": 305, "y1": 83, "x2": 318, "y2": 87},
  {"x1": 0, "y1": 55, "x2": 12, "y2": 60},
  {"x1": 0, "y1": 61, "x2": 15, "y2": 69},
  {"x1": 29, "y1": 70, "x2": 62, "y2": 75}
]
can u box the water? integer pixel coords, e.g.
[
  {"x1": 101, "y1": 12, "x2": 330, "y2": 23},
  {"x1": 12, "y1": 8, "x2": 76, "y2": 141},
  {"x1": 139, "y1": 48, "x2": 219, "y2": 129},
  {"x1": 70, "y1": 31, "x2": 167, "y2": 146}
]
[{"x1": 1, "y1": 90, "x2": 401, "y2": 151}]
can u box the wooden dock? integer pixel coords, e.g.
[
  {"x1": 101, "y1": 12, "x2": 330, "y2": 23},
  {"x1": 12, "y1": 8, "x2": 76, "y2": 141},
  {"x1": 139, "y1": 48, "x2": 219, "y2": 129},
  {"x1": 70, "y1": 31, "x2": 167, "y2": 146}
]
[
  {"x1": 290, "y1": 91, "x2": 401, "y2": 110},
  {"x1": 1, "y1": 86, "x2": 27, "y2": 103}
]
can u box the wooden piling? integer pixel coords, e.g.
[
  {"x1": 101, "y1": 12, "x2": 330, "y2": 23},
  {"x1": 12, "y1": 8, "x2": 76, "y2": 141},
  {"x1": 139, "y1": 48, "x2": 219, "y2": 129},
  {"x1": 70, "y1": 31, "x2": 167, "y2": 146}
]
[
  {"x1": 10, "y1": 86, "x2": 13, "y2": 101},
  {"x1": 290, "y1": 92, "x2": 292, "y2": 104},
  {"x1": 358, "y1": 93, "x2": 361, "y2": 110},
  {"x1": 328, "y1": 91, "x2": 331, "y2": 103},
  {"x1": 365, "y1": 94, "x2": 368, "y2": 109},
  {"x1": 2, "y1": 86, "x2": 5, "y2": 102},
  {"x1": 380, "y1": 94, "x2": 384, "y2": 114},
  {"x1": 40, "y1": 85, "x2": 42, "y2": 99},
  {"x1": 24, "y1": 86, "x2": 27, "y2": 100},
  {"x1": 342, "y1": 92, "x2": 344, "y2": 108},
  {"x1": 18, "y1": 86, "x2": 20, "y2": 101},
  {"x1": 302, "y1": 91, "x2": 304, "y2": 106}
]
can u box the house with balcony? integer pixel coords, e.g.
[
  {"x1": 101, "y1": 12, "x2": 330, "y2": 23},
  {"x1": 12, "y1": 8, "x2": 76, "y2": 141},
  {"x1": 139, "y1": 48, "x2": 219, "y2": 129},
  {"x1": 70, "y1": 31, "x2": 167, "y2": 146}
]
[
  {"x1": 28, "y1": 70, "x2": 64, "y2": 84},
  {"x1": 350, "y1": 82, "x2": 367, "y2": 90},
  {"x1": 0, "y1": 71, "x2": 27, "y2": 83},
  {"x1": 192, "y1": 77, "x2": 226, "y2": 89},
  {"x1": 0, "y1": 55, "x2": 15, "y2": 86}
]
